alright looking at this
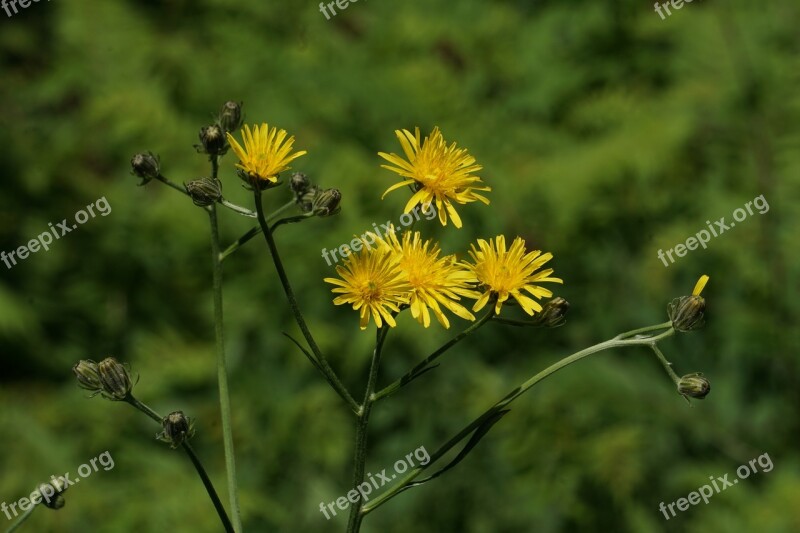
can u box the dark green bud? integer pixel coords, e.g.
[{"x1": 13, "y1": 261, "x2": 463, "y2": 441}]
[
  {"x1": 38, "y1": 480, "x2": 67, "y2": 510},
  {"x1": 218, "y1": 101, "x2": 243, "y2": 133},
  {"x1": 185, "y1": 177, "x2": 223, "y2": 207},
  {"x1": 668, "y1": 295, "x2": 705, "y2": 332},
  {"x1": 535, "y1": 297, "x2": 569, "y2": 327},
  {"x1": 130, "y1": 152, "x2": 160, "y2": 185},
  {"x1": 72, "y1": 360, "x2": 103, "y2": 395},
  {"x1": 97, "y1": 357, "x2": 133, "y2": 400},
  {"x1": 312, "y1": 188, "x2": 342, "y2": 217},
  {"x1": 678, "y1": 372, "x2": 711, "y2": 399},
  {"x1": 158, "y1": 411, "x2": 195, "y2": 449},
  {"x1": 198, "y1": 124, "x2": 227, "y2": 155},
  {"x1": 290, "y1": 172, "x2": 311, "y2": 197}
]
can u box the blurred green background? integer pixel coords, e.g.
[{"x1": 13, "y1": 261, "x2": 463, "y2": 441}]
[{"x1": 1, "y1": 0, "x2": 798, "y2": 531}]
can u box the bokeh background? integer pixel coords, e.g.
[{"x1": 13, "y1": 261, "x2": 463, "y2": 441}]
[{"x1": 1, "y1": 0, "x2": 798, "y2": 531}]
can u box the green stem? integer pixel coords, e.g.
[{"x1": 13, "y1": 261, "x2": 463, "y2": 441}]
[
  {"x1": 154, "y1": 173, "x2": 255, "y2": 218},
  {"x1": 218, "y1": 200, "x2": 297, "y2": 262},
  {"x1": 208, "y1": 196, "x2": 243, "y2": 533},
  {"x1": 346, "y1": 327, "x2": 390, "y2": 533},
  {"x1": 5, "y1": 505, "x2": 36, "y2": 533},
  {"x1": 373, "y1": 309, "x2": 495, "y2": 402},
  {"x1": 124, "y1": 397, "x2": 234, "y2": 533},
  {"x1": 253, "y1": 190, "x2": 359, "y2": 413},
  {"x1": 219, "y1": 199, "x2": 256, "y2": 218},
  {"x1": 361, "y1": 325, "x2": 676, "y2": 515},
  {"x1": 651, "y1": 344, "x2": 681, "y2": 385}
]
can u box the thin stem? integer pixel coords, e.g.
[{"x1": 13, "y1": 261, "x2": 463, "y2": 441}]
[
  {"x1": 5, "y1": 505, "x2": 36, "y2": 533},
  {"x1": 124, "y1": 397, "x2": 234, "y2": 533},
  {"x1": 651, "y1": 344, "x2": 681, "y2": 385},
  {"x1": 361, "y1": 325, "x2": 676, "y2": 514},
  {"x1": 346, "y1": 327, "x2": 390, "y2": 533},
  {"x1": 154, "y1": 173, "x2": 256, "y2": 218},
  {"x1": 156, "y1": 174, "x2": 189, "y2": 195},
  {"x1": 614, "y1": 321, "x2": 673, "y2": 340},
  {"x1": 219, "y1": 199, "x2": 256, "y2": 218},
  {"x1": 253, "y1": 190, "x2": 359, "y2": 413},
  {"x1": 208, "y1": 195, "x2": 243, "y2": 533},
  {"x1": 373, "y1": 309, "x2": 495, "y2": 402},
  {"x1": 218, "y1": 200, "x2": 297, "y2": 262}
]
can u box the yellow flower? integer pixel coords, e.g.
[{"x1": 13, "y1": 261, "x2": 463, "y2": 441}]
[
  {"x1": 462, "y1": 235, "x2": 562, "y2": 316},
  {"x1": 378, "y1": 127, "x2": 490, "y2": 228},
  {"x1": 324, "y1": 237, "x2": 410, "y2": 330},
  {"x1": 226, "y1": 123, "x2": 307, "y2": 183},
  {"x1": 692, "y1": 274, "x2": 709, "y2": 296},
  {"x1": 382, "y1": 229, "x2": 475, "y2": 329}
]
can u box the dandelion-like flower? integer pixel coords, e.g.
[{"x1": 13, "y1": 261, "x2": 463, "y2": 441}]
[
  {"x1": 324, "y1": 238, "x2": 411, "y2": 330},
  {"x1": 378, "y1": 127, "x2": 490, "y2": 228},
  {"x1": 382, "y1": 229, "x2": 476, "y2": 329},
  {"x1": 462, "y1": 235, "x2": 562, "y2": 316},
  {"x1": 226, "y1": 123, "x2": 307, "y2": 183}
]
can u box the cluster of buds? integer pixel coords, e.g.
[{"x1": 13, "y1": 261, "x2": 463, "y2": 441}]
[
  {"x1": 290, "y1": 172, "x2": 341, "y2": 217},
  {"x1": 196, "y1": 101, "x2": 244, "y2": 156},
  {"x1": 157, "y1": 411, "x2": 195, "y2": 449},
  {"x1": 130, "y1": 152, "x2": 161, "y2": 186},
  {"x1": 73, "y1": 357, "x2": 133, "y2": 401}
]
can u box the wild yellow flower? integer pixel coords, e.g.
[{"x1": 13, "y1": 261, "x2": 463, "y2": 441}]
[
  {"x1": 324, "y1": 238, "x2": 410, "y2": 330},
  {"x1": 382, "y1": 229, "x2": 475, "y2": 329},
  {"x1": 462, "y1": 235, "x2": 562, "y2": 316},
  {"x1": 226, "y1": 123, "x2": 307, "y2": 183},
  {"x1": 378, "y1": 127, "x2": 490, "y2": 228}
]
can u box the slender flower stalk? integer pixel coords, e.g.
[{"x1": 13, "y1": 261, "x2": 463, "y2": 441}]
[
  {"x1": 6, "y1": 506, "x2": 36, "y2": 532},
  {"x1": 218, "y1": 200, "x2": 296, "y2": 262},
  {"x1": 360, "y1": 325, "x2": 677, "y2": 517}
]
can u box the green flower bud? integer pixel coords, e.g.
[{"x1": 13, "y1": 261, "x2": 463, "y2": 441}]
[
  {"x1": 198, "y1": 124, "x2": 227, "y2": 156},
  {"x1": 72, "y1": 360, "x2": 103, "y2": 395},
  {"x1": 130, "y1": 152, "x2": 160, "y2": 185},
  {"x1": 312, "y1": 188, "x2": 342, "y2": 217},
  {"x1": 678, "y1": 372, "x2": 711, "y2": 399},
  {"x1": 97, "y1": 357, "x2": 133, "y2": 400},
  {"x1": 185, "y1": 177, "x2": 223, "y2": 207},
  {"x1": 668, "y1": 295, "x2": 705, "y2": 332},
  {"x1": 38, "y1": 480, "x2": 67, "y2": 510},
  {"x1": 218, "y1": 101, "x2": 243, "y2": 133},
  {"x1": 158, "y1": 411, "x2": 195, "y2": 449},
  {"x1": 535, "y1": 297, "x2": 569, "y2": 327},
  {"x1": 290, "y1": 172, "x2": 311, "y2": 197}
]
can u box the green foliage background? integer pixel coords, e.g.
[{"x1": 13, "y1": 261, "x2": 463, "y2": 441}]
[{"x1": 1, "y1": 0, "x2": 798, "y2": 531}]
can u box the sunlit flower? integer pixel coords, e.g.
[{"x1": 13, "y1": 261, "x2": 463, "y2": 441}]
[
  {"x1": 378, "y1": 127, "x2": 490, "y2": 228},
  {"x1": 226, "y1": 123, "x2": 307, "y2": 183},
  {"x1": 462, "y1": 235, "x2": 562, "y2": 316},
  {"x1": 324, "y1": 238, "x2": 411, "y2": 330},
  {"x1": 381, "y1": 229, "x2": 475, "y2": 329}
]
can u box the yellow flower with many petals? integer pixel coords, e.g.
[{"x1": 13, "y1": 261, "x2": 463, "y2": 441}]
[
  {"x1": 324, "y1": 237, "x2": 410, "y2": 330},
  {"x1": 378, "y1": 127, "x2": 490, "y2": 228},
  {"x1": 381, "y1": 229, "x2": 476, "y2": 329},
  {"x1": 462, "y1": 235, "x2": 562, "y2": 316},
  {"x1": 226, "y1": 123, "x2": 307, "y2": 183}
]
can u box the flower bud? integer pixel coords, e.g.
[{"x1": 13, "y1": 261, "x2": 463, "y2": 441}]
[
  {"x1": 678, "y1": 372, "x2": 711, "y2": 399},
  {"x1": 73, "y1": 360, "x2": 103, "y2": 395},
  {"x1": 158, "y1": 411, "x2": 195, "y2": 449},
  {"x1": 97, "y1": 357, "x2": 133, "y2": 400},
  {"x1": 38, "y1": 481, "x2": 67, "y2": 510},
  {"x1": 130, "y1": 152, "x2": 160, "y2": 185},
  {"x1": 290, "y1": 172, "x2": 311, "y2": 197},
  {"x1": 668, "y1": 275, "x2": 709, "y2": 332},
  {"x1": 218, "y1": 101, "x2": 243, "y2": 133},
  {"x1": 185, "y1": 177, "x2": 223, "y2": 207},
  {"x1": 535, "y1": 297, "x2": 569, "y2": 327},
  {"x1": 312, "y1": 188, "x2": 342, "y2": 217},
  {"x1": 198, "y1": 124, "x2": 227, "y2": 155}
]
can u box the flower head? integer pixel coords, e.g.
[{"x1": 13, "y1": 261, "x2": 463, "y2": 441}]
[
  {"x1": 324, "y1": 237, "x2": 411, "y2": 330},
  {"x1": 462, "y1": 235, "x2": 562, "y2": 316},
  {"x1": 226, "y1": 123, "x2": 307, "y2": 184},
  {"x1": 378, "y1": 127, "x2": 490, "y2": 228},
  {"x1": 382, "y1": 229, "x2": 475, "y2": 329},
  {"x1": 668, "y1": 274, "x2": 709, "y2": 331}
]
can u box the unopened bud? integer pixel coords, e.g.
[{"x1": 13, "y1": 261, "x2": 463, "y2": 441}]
[
  {"x1": 198, "y1": 124, "x2": 226, "y2": 155},
  {"x1": 38, "y1": 480, "x2": 67, "y2": 510},
  {"x1": 290, "y1": 172, "x2": 311, "y2": 197},
  {"x1": 185, "y1": 177, "x2": 223, "y2": 207},
  {"x1": 668, "y1": 295, "x2": 705, "y2": 331},
  {"x1": 312, "y1": 188, "x2": 342, "y2": 217},
  {"x1": 158, "y1": 411, "x2": 195, "y2": 449},
  {"x1": 218, "y1": 101, "x2": 243, "y2": 133},
  {"x1": 73, "y1": 360, "x2": 103, "y2": 395},
  {"x1": 678, "y1": 372, "x2": 711, "y2": 399},
  {"x1": 535, "y1": 297, "x2": 569, "y2": 327},
  {"x1": 97, "y1": 357, "x2": 133, "y2": 400},
  {"x1": 130, "y1": 152, "x2": 160, "y2": 185}
]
